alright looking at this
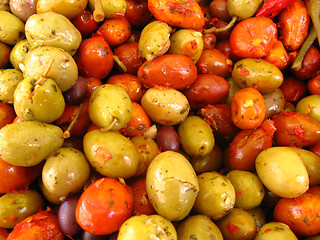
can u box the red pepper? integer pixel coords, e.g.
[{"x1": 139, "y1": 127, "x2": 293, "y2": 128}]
[{"x1": 255, "y1": 0, "x2": 297, "y2": 18}]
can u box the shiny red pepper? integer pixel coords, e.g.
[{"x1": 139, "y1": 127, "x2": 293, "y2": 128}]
[{"x1": 255, "y1": 0, "x2": 297, "y2": 18}]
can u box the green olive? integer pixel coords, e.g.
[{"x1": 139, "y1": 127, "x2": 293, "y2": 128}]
[
  {"x1": 232, "y1": 58, "x2": 283, "y2": 93},
  {"x1": 0, "y1": 68, "x2": 23, "y2": 104},
  {"x1": 178, "y1": 115, "x2": 215, "y2": 157},
  {"x1": 256, "y1": 147, "x2": 309, "y2": 198},
  {"x1": 255, "y1": 222, "x2": 298, "y2": 240},
  {"x1": 247, "y1": 207, "x2": 266, "y2": 229},
  {"x1": 117, "y1": 214, "x2": 177, "y2": 240},
  {"x1": 0, "y1": 121, "x2": 64, "y2": 167},
  {"x1": 36, "y1": 0, "x2": 88, "y2": 20},
  {"x1": 89, "y1": 84, "x2": 133, "y2": 130},
  {"x1": 227, "y1": 0, "x2": 263, "y2": 20},
  {"x1": 0, "y1": 190, "x2": 44, "y2": 228},
  {"x1": 146, "y1": 151, "x2": 199, "y2": 221},
  {"x1": 42, "y1": 147, "x2": 91, "y2": 198},
  {"x1": 83, "y1": 130, "x2": 140, "y2": 179},
  {"x1": 0, "y1": 10, "x2": 25, "y2": 45},
  {"x1": 141, "y1": 87, "x2": 190, "y2": 126},
  {"x1": 217, "y1": 208, "x2": 257, "y2": 240},
  {"x1": 193, "y1": 171, "x2": 236, "y2": 220},
  {"x1": 25, "y1": 12, "x2": 82, "y2": 56},
  {"x1": 263, "y1": 88, "x2": 286, "y2": 119},
  {"x1": 9, "y1": 39, "x2": 31, "y2": 71},
  {"x1": 130, "y1": 135, "x2": 160, "y2": 177},
  {"x1": 88, "y1": 0, "x2": 126, "y2": 19},
  {"x1": 138, "y1": 21, "x2": 172, "y2": 61},
  {"x1": 296, "y1": 95, "x2": 320, "y2": 122},
  {"x1": 226, "y1": 170, "x2": 265, "y2": 210},
  {"x1": 225, "y1": 77, "x2": 241, "y2": 105},
  {"x1": 168, "y1": 29, "x2": 203, "y2": 63},
  {"x1": 39, "y1": 177, "x2": 63, "y2": 205},
  {"x1": 177, "y1": 214, "x2": 223, "y2": 240},
  {"x1": 22, "y1": 45, "x2": 78, "y2": 92}
]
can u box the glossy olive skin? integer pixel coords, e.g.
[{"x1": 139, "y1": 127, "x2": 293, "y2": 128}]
[
  {"x1": 117, "y1": 214, "x2": 177, "y2": 240},
  {"x1": 25, "y1": 12, "x2": 82, "y2": 56},
  {"x1": 256, "y1": 146, "x2": 309, "y2": 198},
  {"x1": 9, "y1": 39, "x2": 31, "y2": 71},
  {"x1": 42, "y1": 147, "x2": 90, "y2": 198},
  {"x1": 194, "y1": 171, "x2": 235, "y2": 220},
  {"x1": 156, "y1": 125, "x2": 180, "y2": 152},
  {"x1": 146, "y1": 151, "x2": 199, "y2": 221},
  {"x1": 178, "y1": 116, "x2": 215, "y2": 157},
  {"x1": 296, "y1": 95, "x2": 320, "y2": 122},
  {"x1": 88, "y1": 0, "x2": 126, "y2": 19},
  {"x1": 141, "y1": 87, "x2": 189, "y2": 126},
  {"x1": 0, "y1": 69, "x2": 23, "y2": 104},
  {"x1": 0, "y1": 190, "x2": 44, "y2": 228},
  {"x1": 232, "y1": 58, "x2": 283, "y2": 93},
  {"x1": 255, "y1": 222, "x2": 298, "y2": 240},
  {"x1": 196, "y1": 49, "x2": 233, "y2": 78},
  {"x1": 263, "y1": 88, "x2": 286, "y2": 119},
  {"x1": 227, "y1": 0, "x2": 263, "y2": 19},
  {"x1": 83, "y1": 130, "x2": 140, "y2": 179},
  {"x1": 138, "y1": 21, "x2": 172, "y2": 62},
  {"x1": 88, "y1": 84, "x2": 133, "y2": 131},
  {"x1": 216, "y1": 208, "x2": 257, "y2": 240},
  {"x1": 226, "y1": 170, "x2": 265, "y2": 210},
  {"x1": 137, "y1": 54, "x2": 198, "y2": 90},
  {"x1": 177, "y1": 215, "x2": 223, "y2": 240},
  {"x1": 0, "y1": 42, "x2": 10, "y2": 69},
  {"x1": 0, "y1": 121, "x2": 64, "y2": 167}
]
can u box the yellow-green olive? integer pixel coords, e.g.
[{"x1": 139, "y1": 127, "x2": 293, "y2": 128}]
[
  {"x1": 216, "y1": 208, "x2": 257, "y2": 240},
  {"x1": 88, "y1": 84, "x2": 133, "y2": 130},
  {"x1": 255, "y1": 146, "x2": 309, "y2": 198},
  {"x1": 178, "y1": 115, "x2": 215, "y2": 157},
  {"x1": 22, "y1": 45, "x2": 78, "y2": 92},
  {"x1": 225, "y1": 77, "x2": 241, "y2": 105},
  {"x1": 9, "y1": 39, "x2": 31, "y2": 71},
  {"x1": 0, "y1": 68, "x2": 23, "y2": 104},
  {"x1": 36, "y1": 0, "x2": 88, "y2": 20},
  {"x1": 168, "y1": 29, "x2": 203, "y2": 63},
  {"x1": 88, "y1": 0, "x2": 126, "y2": 19},
  {"x1": 0, "y1": 121, "x2": 64, "y2": 167},
  {"x1": 42, "y1": 147, "x2": 91, "y2": 198},
  {"x1": 141, "y1": 87, "x2": 190, "y2": 126},
  {"x1": 226, "y1": 170, "x2": 265, "y2": 210},
  {"x1": 193, "y1": 171, "x2": 236, "y2": 220},
  {"x1": 296, "y1": 95, "x2": 320, "y2": 122},
  {"x1": 138, "y1": 21, "x2": 172, "y2": 61},
  {"x1": 177, "y1": 214, "x2": 223, "y2": 240},
  {"x1": 0, "y1": 190, "x2": 44, "y2": 228},
  {"x1": 146, "y1": 151, "x2": 199, "y2": 221},
  {"x1": 25, "y1": 12, "x2": 82, "y2": 55},
  {"x1": 83, "y1": 130, "x2": 140, "y2": 179},
  {"x1": 247, "y1": 207, "x2": 266, "y2": 229},
  {"x1": 0, "y1": 10, "x2": 25, "y2": 45},
  {"x1": 39, "y1": 178, "x2": 63, "y2": 205},
  {"x1": 227, "y1": 0, "x2": 264, "y2": 20},
  {"x1": 255, "y1": 222, "x2": 298, "y2": 240},
  {"x1": 288, "y1": 147, "x2": 320, "y2": 186},
  {"x1": 232, "y1": 58, "x2": 283, "y2": 93},
  {"x1": 117, "y1": 214, "x2": 177, "y2": 240},
  {"x1": 263, "y1": 88, "x2": 286, "y2": 119}
]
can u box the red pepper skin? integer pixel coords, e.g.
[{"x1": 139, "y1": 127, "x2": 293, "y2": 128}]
[{"x1": 255, "y1": 0, "x2": 298, "y2": 18}]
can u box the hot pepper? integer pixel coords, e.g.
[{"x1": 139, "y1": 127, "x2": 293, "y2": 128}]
[{"x1": 255, "y1": 0, "x2": 297, "y2": 18}]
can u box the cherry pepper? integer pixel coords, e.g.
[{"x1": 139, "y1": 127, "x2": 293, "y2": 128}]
[{"x1": 255, "y1": 0, "x2": 297, "y2": 18}]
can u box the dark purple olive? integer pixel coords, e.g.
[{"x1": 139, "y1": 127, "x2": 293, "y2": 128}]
[
  {"x1": 64, "y1": 76, "x2": 88, "y2": 105},
  {"x1": 82, "y1": 231, "x2": 110, "y2": 240},
  {"x1": 156, "y1": 125, "x2": 180, "y2": 152},
  {"x1": 58, "y1": 194, "x2": 82, "y2": 236}
]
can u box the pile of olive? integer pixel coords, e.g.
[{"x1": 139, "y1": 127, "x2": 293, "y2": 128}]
[{"x1": 1, "y1": 0, "x2": 320, "y2": 239}]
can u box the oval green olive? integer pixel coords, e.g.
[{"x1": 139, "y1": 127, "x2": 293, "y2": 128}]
[
  {"x1": 178, "y1": 115, "x2": 215, "y2": 157},
  {"x1": 0, "y1": 68, "x2": 23, "y2": 104},
  {"x1": 9, "y1": 39, "x2": 31, "y2": 71},
  {"x1": 296, "y1": 94, "x2": 320, "y2": 122},
  {"x1": 227, "y1": 0, "x2": 263, "y2": 19},
  {"x1": 83, "y1": 130, "x2": 140, "y2": 179},
  {"x1": 0, "y1": 121, "x2": 64, "y2": 166},
  {"x1": 255, "y1": 222, "x2": 298, "y2": 240},
  {"x1": 146, "y1": 151, "x2": 199, "y2": 221},
  {"x1": 0, "y1": 190, "x2": 44, "y2": 228},
  {"x1": 0, "y1": 10, "x2": 25, "y2": 45},
  {"x1": 88, "y1": 0, "x2": 126, "y2": 19},
  {"x1": 42, "y1": 147, "x2": 91, "y2": 198},
  {"x1": 232, "y1": 58, "x2": 283, "y2": 93}
]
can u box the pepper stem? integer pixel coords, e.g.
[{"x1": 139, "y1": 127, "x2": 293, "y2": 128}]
[
  {"x1": 93, "y1": 0, "x2": 105, "y2": 22},
  {"x1": 203, "y1": 16, "x2": 237, "y2": 34}
]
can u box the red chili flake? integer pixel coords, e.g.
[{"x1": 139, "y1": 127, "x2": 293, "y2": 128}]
[
  {"x1": 227, "y1": 222, "x2": 239, "y2": 235},
  {"x1": 95, "y1": 147, "x2": 113, "y2": 165},
  {"x1": 238, "y1": 68, "x2": 250, "y2": 76},
  {"x1": 264, "y1": 228, "x2": 272, "y2": 233},
  {"x1": 293, "y1": 125, "x2": 306, "y2": 140},
  {"x1": 236, "y1": 191, "x2": 243, "y2": 195}
]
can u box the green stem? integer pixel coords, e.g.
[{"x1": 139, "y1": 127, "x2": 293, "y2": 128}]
[
  {"x1": 292, "y1": 26, "x2": 317, "y2": 71},
  {"x1": 306, "y1": 0, "x2": 320, "y2": 46},
  {"x1": 203, "y1": 16, "x2": 237, "y2": 34}
]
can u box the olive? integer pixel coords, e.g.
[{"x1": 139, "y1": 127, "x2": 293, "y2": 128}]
[
  {"x1": 63, "y1": 76, "x2": 88, "y2": 105},
  {"x1": 9, "y1": 39, "x2": 31, "y2": 71},
  {"x1": 155, "y1": 125, "x2": 180, "y2": 152},
  {"x1": 296, "y1": 94, "x2": 320, "y2": 122},
  {"x1": 255, "y1": 222, "x2": 298, "y2": 240},
  {"x1": 0, "y1": 10, "x2": 25, "y2": 45},
  {"x1": 0, "y1": 68, "x2": 23, "y2": 104},
  {"x1": 10, "y1": 0, "x2": 37, "y2": 22}
]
